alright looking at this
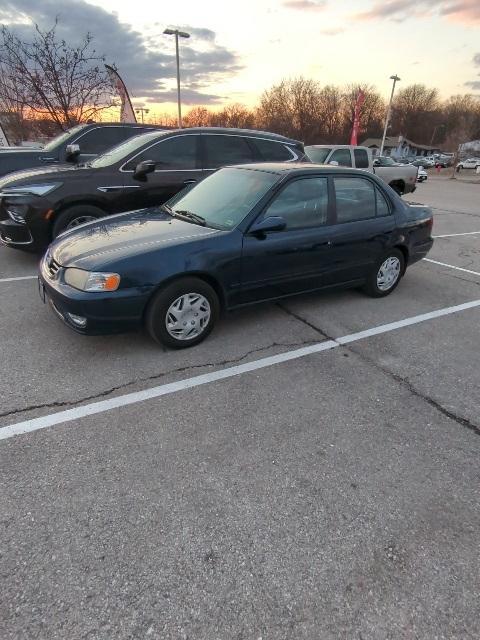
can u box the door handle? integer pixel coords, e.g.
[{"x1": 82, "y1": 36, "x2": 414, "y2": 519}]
[
  {"x1": 183, "y1": 179, "x2": 197, "y2": 185},
  {"x1": 40, "y1": 157, "x2": 58, "y2": 162}
]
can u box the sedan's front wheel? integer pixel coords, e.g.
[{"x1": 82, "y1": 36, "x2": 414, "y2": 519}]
[
  {"x1": 145, "y1": 278, "x2": 220, "y2": 348},
  {"x1": 363, "y1": 249, "x2": 404, "y2": 298}
]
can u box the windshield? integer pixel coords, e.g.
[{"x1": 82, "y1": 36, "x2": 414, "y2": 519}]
[
  {"x1": 305, "y1": 147, "x2": 332, "y2": 163},
  {"x1": 90, "y1": 131, "x2": 166, "y2": 168},
  {"x1": 43, "y1": 125, "x2": 86, "y2": 152},
  {"x1": 166, "y1": 167, "x2": 280, "y2": 230}
]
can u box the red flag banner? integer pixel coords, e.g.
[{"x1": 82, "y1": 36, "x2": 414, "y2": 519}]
[
  {"x1": 350, "y1": 90, "x2": 365, "y2": 146},
  {"x1": 105, "y1": 64, "x2": 137, "y2": 123}
]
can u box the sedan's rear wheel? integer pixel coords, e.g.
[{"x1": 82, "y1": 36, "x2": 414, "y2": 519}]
[
  {"x1": 363, "y1": 249, "x2": 404, "y2": 298},
  {"x1": 145, "y1": 278, "x2": 219, "y2": 348}
]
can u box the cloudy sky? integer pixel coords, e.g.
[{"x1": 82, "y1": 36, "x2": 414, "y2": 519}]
[{"x1": 1, "y1": 0, "x2": 479, "y2": 114}]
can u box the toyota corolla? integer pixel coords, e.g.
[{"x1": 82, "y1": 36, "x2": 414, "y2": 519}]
[{"x1": 38, "y1": 163, "x2": 433, "y2": 348}]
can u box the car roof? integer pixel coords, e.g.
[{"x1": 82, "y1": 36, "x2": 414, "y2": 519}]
[
  {"x1": 153, "y1": 127, "x2": 302, "y2": 145},
  {"x1": 224, "y1": 162, "x2": 374, "y2": 175}
]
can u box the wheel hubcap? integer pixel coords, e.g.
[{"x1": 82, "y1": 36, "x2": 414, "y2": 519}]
[
  {"x1": 165, "y1": 293, "x2": 211, "y2": 340},
  {"x1": 377, "y1": 256, "x2": 401, "y2": 291},
  {"x1": 66, "y1": 215, "x2": 97, "y2": 229}
]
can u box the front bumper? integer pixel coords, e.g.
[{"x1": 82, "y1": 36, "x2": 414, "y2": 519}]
[
  {"x1": 0, "y1": 218, "x2": 35, "y2": 246},
  {"x1": 38, "y1": 259, "x2": 152, "y2": 336}
]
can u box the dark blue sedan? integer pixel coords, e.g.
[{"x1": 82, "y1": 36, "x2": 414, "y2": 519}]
[{"x1": 38, "y1": 164, "x2": 433, "y2": 348}]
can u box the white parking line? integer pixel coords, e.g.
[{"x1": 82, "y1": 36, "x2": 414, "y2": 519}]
[
  {"x1": 433, "y1": 231, "x2": 480, "y2": 238},
  {"x1": 424, "y1": 259, "x2": 480, "y2": 278},
  {"x1": 1, "y1": 298, "x2": 480, "y2": 442},
  {"x1": 0, "y1": 275, "x2": 37, "y2": 283}
]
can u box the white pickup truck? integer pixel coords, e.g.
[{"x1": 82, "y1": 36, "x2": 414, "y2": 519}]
[{"x1": 305, "y1": 145, "x2": 418, "y2": 195}]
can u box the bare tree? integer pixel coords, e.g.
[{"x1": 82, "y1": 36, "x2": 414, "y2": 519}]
[
  {"x1": 0, "y1": 21, "x2": 115, "y2": 130},
  {"x1": 183, "y1": 106, "x2": 212, "y2": 127},
  {"x1": 342, "y1": 84, "x2": 385, "y2": 143},
  {"x1": 391, "y1": 84, "x2": 441, "y2": 142},
  {"x1": 210, "y1": 104, "x2": 255, "y2": 129}
]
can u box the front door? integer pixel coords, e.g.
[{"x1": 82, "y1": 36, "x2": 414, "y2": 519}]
[
  {"x1": 121, "y1": 134, "x2": 203, "y2": 210},
  {"x1": 240, "y1": 176, "x2": 334, "y2": 304}
]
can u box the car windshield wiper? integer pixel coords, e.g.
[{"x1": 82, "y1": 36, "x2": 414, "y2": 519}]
[
  {"x1": 160, "y1": 203, "x2": 175, "y2": 217},
  {"x1": 173, "y1": 209, "x2": 206, "y2": 226}
]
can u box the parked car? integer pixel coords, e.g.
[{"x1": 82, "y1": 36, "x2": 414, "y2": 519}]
[
  {"x1": 304, "y1": 145, "x2": 418, "y2": 195},
  {"x1": 412, "y1": 158, "x2": 434, "y2": 168},
  {"x1": 38, "y1": 163, "x2": 434, "y2": 348},
  {"x1": 0, "y1": 123, "x2": 161, "y2": 178},
  {"x1": 456, "y1": 158, "x2": 480, "y2": 170},
  {"x1": 0, "y1": 127, "x2": 306, "y2": 251},
  {"x1": 417, "y1": 166, "x2": 428, "y2": 182}
]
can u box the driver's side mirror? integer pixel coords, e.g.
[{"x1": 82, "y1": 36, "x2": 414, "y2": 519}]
[
  {"x1": 133, "y1": 160, "x2": 156, "y2": 181},
  {"x1": 373, "y1": 159, "x2": 380, "y2": 166},
  {"x1": 328, "y1": 160, "x2": 339, "y2": 166},
  {"x1": 65, "y1": 143, "x2": 80, "y2": 162},
  {"x1": 249, "y1": 216, "x2": 286, "y2": 236}
]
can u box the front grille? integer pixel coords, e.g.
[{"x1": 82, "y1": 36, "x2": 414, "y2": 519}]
[{"x1": 45, "y1": 255, "x2": 61, "y2": 280}]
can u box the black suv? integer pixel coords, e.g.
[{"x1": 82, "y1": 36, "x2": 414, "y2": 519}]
[
  {"x1": 0, "y1": 127, "x2": 306, "y2": 251},
  {"x1": 0, "y1": 123, "x2": 161, "y2": 178}
]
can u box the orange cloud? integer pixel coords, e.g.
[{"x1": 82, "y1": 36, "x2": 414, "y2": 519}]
[{"x1": 283, "y1": 0, "x2": 327, "y2": 11}]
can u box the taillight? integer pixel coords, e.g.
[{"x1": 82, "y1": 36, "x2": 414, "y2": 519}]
[{"x1": 427, "y1": 217, "x2": 433, "y2": 231}]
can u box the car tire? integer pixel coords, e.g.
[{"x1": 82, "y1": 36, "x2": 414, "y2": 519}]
[
  {"x1": 363, "y1": 249, "x2": 405, "y2": 298},
  {"x1": 145, "y1": 277, "x2": 220, "y2": 348},
  {"x1": 52, "y1": 205, "x2": 105, "y2": 238},
  {"x1": 389, "y1": 183, "x2": 403, "y2": 196}
]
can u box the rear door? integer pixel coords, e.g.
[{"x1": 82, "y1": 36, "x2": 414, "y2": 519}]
[
  {"x1": 327, "y1": 176, "x2": 396, "y2": 283},
  {"x1": 120, "y1": 133, "x2": 202, "y2": 209},
  {"x1": 240, "y1": 176, "x2": 334, "y2": 303}
]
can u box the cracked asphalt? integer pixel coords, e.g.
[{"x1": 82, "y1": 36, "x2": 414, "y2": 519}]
[{"x1": 1, "y1": 178, "x2": 480, "y2": 639}]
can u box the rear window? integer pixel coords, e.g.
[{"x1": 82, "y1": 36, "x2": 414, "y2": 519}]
[
  {"x1": 253, "y1": 139, "x2": 295, "y2": 161},
  {"x1": 204, "y1": 134, "x2": 255, "y2": 168},
  {"x1": 354, "y1": 148, "x2": 369, "y2": 169}
]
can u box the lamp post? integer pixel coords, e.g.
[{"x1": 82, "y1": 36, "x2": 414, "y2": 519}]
[
  {"x1": 379, "y1": 74, "x2": 401, "y2": 157},
  {"x1": 135, "y1": 107, "x2": 149, "y2": 124},
  {"x1": 430, "y1": 123, "x2": 445, "y2": 147},
  {"x1": 163, "y1": 28, "x2": 190, "y2": 128}
]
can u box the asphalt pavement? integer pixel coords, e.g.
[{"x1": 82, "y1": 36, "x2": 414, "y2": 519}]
[{"x1": 1, "y1": 177, "x2": 479, "y2": 639}]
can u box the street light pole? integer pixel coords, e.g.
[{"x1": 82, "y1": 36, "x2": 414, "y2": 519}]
[
  {"x1": 379, "y1": 74, "x2": 401, "y2": 157},
  {"x1": 163, "y1": 28, "x2": 190, "y2": 128},
  {"x1": 430, "y1": 124, "x2": 445, "y2": 147}
]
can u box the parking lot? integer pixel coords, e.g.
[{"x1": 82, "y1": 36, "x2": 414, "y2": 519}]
[{"x1": 1, "y1": 176, "x2": 479, "y2": 639}]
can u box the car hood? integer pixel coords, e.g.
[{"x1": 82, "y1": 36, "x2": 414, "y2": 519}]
[
  {"x1": 0, "y1": 163, "x2": 95, "y2": 189},
  {"x1": 50, "y1": 209, "x2": 221, "y2": 270}
]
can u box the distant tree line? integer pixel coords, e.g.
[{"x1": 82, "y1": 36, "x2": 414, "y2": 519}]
[
  {"x1": 1, "y1": 21, "x2": 479, "y2": 150},
  {"x1": 157, "y1": 78, "x2": 480, "y2": 150}
]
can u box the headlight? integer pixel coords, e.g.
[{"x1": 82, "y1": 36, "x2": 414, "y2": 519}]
[
  {"x1": 64, "y1": 268, "x2": 120, "y2": 292},
  {"x1": 1, "y1": 183, "x2": 62, "y2": 197}
]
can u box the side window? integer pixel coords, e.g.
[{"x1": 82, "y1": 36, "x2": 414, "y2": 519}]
[
  {"x1": 334, "y1": 177, "x2": 376, "y2": 223},
  {"x1": 252, "y1": 138, "x2": 295, "y2": 161},
  {"x1": 329, "y1": 149, "x2": 352, "y2": 167},
  {"x1": 354, "y1": 148, "x2": 369, "y2": 169},
  {"x1": 375, "y1": 188, "x2": 391, "y2": 217},
  {"x1": 204, "y1": 135, "x2": 254, "y2": 168},
  {"x1": 74, "y1": 127, "x2": 140, "y2": 154},
  {"x1": 262, "y1": 178, "x2": 328, "y2": 230},
  {"x1": 124, "y1": 135, "x2": 198, "y2": 170}
]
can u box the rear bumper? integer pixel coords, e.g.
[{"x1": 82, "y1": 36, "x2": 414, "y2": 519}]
[
  {"x1": 38, "y1": 262, "x2": 152, "y2": 336},
  {"x1": 408, "y1": 238, "x2": 433, "y2": 266}
]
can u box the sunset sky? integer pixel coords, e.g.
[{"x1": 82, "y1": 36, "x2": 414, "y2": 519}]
[{"x1": 1, "y1": 0, "x2": 479, "y2": 116}]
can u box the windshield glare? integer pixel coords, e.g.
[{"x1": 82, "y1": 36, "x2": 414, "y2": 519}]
[
  {"x1": 43, "y1": 125, "x2": 86, "y2": 152},
  {"x1": 167, "y1": 168, "x2": 280, "y2": 230},
  {"x1": 90, "y1": 131, "x2": 165, "y2": 168},
  {"x1": 305, "y1": 147, "x2": 332, "y2": 164}
]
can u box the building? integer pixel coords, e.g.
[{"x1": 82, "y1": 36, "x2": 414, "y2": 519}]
[
  {"x1": 360, "y1": 135, "x2": 441, "y2": 158},
  {"x1": 459, "y1": 139, "x2": 480, "y2": 155}
]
